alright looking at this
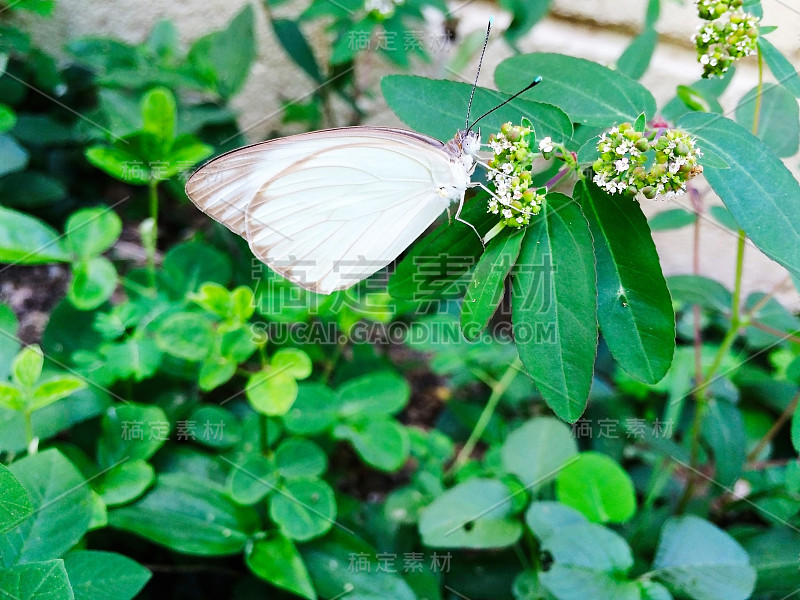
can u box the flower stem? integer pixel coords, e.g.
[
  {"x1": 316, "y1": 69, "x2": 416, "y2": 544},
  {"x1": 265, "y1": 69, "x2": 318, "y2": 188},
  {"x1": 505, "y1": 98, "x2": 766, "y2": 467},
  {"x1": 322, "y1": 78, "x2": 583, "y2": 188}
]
[
  {"x1": 544, "y1": 165, "x2": 571, "y2": 190},
  {"x1": 146, "y1": 178, "x2": 159, "y2": 289},
  {"x1": 449, "y1": 357, "x2": 522, "y2": 475}
]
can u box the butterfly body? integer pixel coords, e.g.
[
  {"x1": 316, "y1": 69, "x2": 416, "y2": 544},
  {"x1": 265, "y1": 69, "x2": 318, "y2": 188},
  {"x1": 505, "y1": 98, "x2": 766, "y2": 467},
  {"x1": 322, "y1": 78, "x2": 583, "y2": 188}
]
[{"x1": 185, "y1": 126, "x2": 480, "y2": 294}]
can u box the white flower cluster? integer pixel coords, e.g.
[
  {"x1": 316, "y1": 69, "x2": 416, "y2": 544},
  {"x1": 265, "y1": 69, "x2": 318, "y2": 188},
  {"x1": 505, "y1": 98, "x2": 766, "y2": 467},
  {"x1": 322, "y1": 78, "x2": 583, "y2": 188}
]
[
  {"x1": 365, "y1": 0, "x2": 403, "y2": 18},
  {"x1": 592, "y1": 123, "x2": 703, "y2": 200},
  {"x1": 692, "y1": 0, "x2": 759, "y2": 77},
  {"x1": 485, "y1": 123, "x2": 546, "y2": 228}
]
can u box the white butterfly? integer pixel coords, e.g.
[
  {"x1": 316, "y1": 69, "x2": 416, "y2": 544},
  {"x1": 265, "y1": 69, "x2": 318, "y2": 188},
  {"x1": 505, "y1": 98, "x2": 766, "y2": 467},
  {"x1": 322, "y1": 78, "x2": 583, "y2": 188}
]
[
  {"x1": 185, "y1": 126, "x2": 482, "y2": 295},
  {"x1": 185, "y1": 20, "x2": 540, "y2": 295}
]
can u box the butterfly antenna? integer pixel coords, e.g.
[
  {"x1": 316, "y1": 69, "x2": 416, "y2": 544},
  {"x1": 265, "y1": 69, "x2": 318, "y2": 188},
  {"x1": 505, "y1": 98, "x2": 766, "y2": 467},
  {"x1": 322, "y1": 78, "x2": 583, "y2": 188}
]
[
  {"x1": 464, "y1": 17, "x2": 493, "y2": 130},
  {"x1": 466, "y1": 76, "x2": 543, "y2": 133}
]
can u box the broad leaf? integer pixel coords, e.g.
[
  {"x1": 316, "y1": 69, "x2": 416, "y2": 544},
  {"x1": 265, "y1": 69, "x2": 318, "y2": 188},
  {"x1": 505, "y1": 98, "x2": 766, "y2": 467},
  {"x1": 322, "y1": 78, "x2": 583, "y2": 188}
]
[
  {"x1": 68, "y1": 256, "x2": 117, "y2": 311},
  {"x1": 501, "y1": 417, "x2": 578, "y2": 490},
  {"x1": 652, "y1": 515, "x2": 756, "y2": 600},
  {"x1": 109, "y1": 474, "x2": 260, "y2": 555},
  {"x1": 555, "y1": 452, "x2": 636, "y2": 524},
  {"x1": 735, "y1": 83, "x2": 799, "y2": 157},
  {"x1": 512, "y1": 193, "x2": 597, "y2": 422},
  {"x1": 96, "y1": 404, "x2": 168, "y2": 468},
  {"x1": 495, "y1": 53, "x2": 657, "y2": 127},
  {"x1": 419, "y1": 478, "x2": 522, "y2": 549},
  {"x1": 246, "y1": 532, "x2": 316, "y2": 600},
  {"x1": 335, "y1": 371, "x2": 409, "y2": 418},
  {"x1": 63, "y1": 550, "x2": 151, "y2": 600},
  {"x1": 0, "y1": 206, "x2": 70, "y2": 264},
  {"x1": 617, "y1": 27, "x2": 658, "y2": 81},
  {"x1": 335, "y1": 418, "x2": 409, "y2": 472},
  {"x1": 382, "y1": 76, "x2": 573, "y2": 144},
  {"x1": 0, "y1": 464, "x2": 33, "y2": 531},
  {"x1": 268, "y1": 478, "x2": 336, "y2": 542},
  {"x1": 578, "y1": 181, "x2": 674, "y2": 383},
  {"x1": 679, "y1": 112, "x2": 800, "y2": 279},
  {"x1": 0, "y1": 559, "x2": 73, "y2": 600},
  {"x1": 759, "y1": 37, "x2": 800, "y2": 98},
  {"x1": 64, "y1": 207, "x2": 122, "y2": 259}
]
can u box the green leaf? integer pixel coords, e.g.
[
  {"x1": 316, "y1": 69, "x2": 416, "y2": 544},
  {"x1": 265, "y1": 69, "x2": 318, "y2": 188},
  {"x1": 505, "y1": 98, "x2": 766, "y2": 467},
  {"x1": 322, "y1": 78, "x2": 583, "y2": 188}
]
[
  {"x1": 246, "y1": 532, "x2": 316, "y2": 599},
  {"x1": 0, "y1": 206, "x2": 71, "y2": 264},
  {"x1": 524, "y1": 502, "x2": 586, "y2": 540},
  {"x1": 0, "y1": 559, "x2": 73, "y2": 600},
  {"x1": 226, "y1": 455, "x2": 279, "y2": 505},
  {"x1": 461, "y1": 227, "x2": 526, "y2": 340},
  {"x1": 30, "y1": 375, "x2": 86, "y2": 411},
  {"x1": 0, "y1": 464, "x2": 33, "y2": 531},
  {"x1": 792, "y1": 407, "x2": 800, "y2": 453},
  {"x1": 141, "y1": 87, "x2": 176, "y2": 156},
  {"x1": 709, "y1": 205, "x2": 738, "y2": 231},
  {"x1": 161, "y1": 241, "x2": 232, "y2": 295},
  {"x1": 555, "y1": 452, "x2": 636, "y2": 524},
  {"x1": 389, "y1": 197, "x2": 495, "y2": 299},
  {"x1": 187, "y1": 5, "x2": 255, "y2": 98},
  {"x1": 94, "y1": 459, "x2": 154, "y2": 507},
  {"x1": 188, "y1": 405, "x2": 242, "y2": 449},
  {"x1": 271, "y1": 348, "x2": 313, "y2": 380},
  {"x1": 271, "y1": 18, "x2": 322, "y2": 84},
  {"x1": 335, "y1": 371, "x2": 409, "y2": 418},
  {"x1": 161, "y1": 135, "x2": 213, "y2": 178},
  {"x1": 0, "y1": 104, "x2": 16, "y2": 134},
  {"x1": 64, "y1": 550, "x2": 151, "y2": 600},
  {"x1": 246, "y1": 369, "x2": 298, "y2": 416},
  {"x1": 501, "y1": 417, "x2": 578, "y2": 491},
  {"x1": 335, "y1": 418, "x2": 409, "y2": 472},
  {"x1": 84, "y1": 145, "x2": 151, "y2": 185},
  {"x1": 0, "y1": 382, "x2": 22, "y2": 411},
  {"x1": 300, "y1": 530, "x2": 416, "y2": 600},
  {"x1": 495, "y1": 53, "x2": 657, "y2": 127},
  {"x1": 2, "y1": 449, "x2": 94, "y2": 565},
  {"x1": 759, "y1": 37, "x2": 800, "y2": 98},
  {"x1": 678, "y1": 112, "x2": 800, "y2": 279},
  {"x1": 652, "y1": 515, "x2": 756, "y2": 600},
  {"x1": 542, "y1": 522, "x2": 633, "y2": 572},
  {"x1": 0, "y1": 134, "x2": 29, "y2": 177},
  {"x1": 283, "y1": 383, "x2": 338, "y2": 435},
  {"x1": 735, "y1": 83, "x2": 799, "y2": 157},
  {"x1": 742, "y1": 527, "x2": 800, "y2": 597},
  {"x1": 96, "y1": 404, "x2": 169, "y2": 468},
  {"x1": 578, "y1": 181, "x2": 674, "y2": 383},
  {"x1": 64, "y1": 207, "x2": 122, "y2": 259},
  {"x1": 617, "y1": 27, "x2": 658, "y2": 81},
  {"x1": 381, "y1": 76, "x2": 573, "y2": 144},
  {"x1": 269, "y1": 478, "x2": 336, "y2": 541},
  {"x1": 511, "y1": 193, "x2": 597, "y2": 422},
  {"x1": 419, "y1": 478, "x2": 523, "y2": 549},
  {"x1": 667, "y1": 275, "x2": 732, "y2": 313},
  {"x1": 103, "y1": 339, "x2": 162, "y2": 382},
  {"x1": 648, "y1": 208, "x2": 696, "y2": 231},
  {"x1": 541, "y1": 567, "x2": 641, "y2": 600},
  {"x1": 499, "y1": 0, "x2": 550, "y2": 43},
  {"x1": 274, "y1": 438, "x2": 327, "y2": 480},
  {"x1": 0, "y1": 172, "x2": 67, "y2": 209},
  {"x1": 701, "y1": 399, "x2": 745, "y2": 487},
  {"x1": 154, "y1": 312, "x2": 215, "y2": 361},
  {"x1": 12, "y1": 344, "x2": 43, "y2": 388},
  {"x1": 109, "y1": 474, "x2": 260, "y2": 555},
  {"x1": 68, "y1": 257, "x2": 117, "y2": 311}
]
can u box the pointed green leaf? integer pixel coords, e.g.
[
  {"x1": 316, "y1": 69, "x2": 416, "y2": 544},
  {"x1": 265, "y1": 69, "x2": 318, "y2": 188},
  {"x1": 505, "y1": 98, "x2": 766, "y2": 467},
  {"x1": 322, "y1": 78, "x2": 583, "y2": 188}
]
[
  {"x1": 461, "y1": 227, "x2": 526, "y2": 340},
  {"x1": 617, "y1": 27, "x2": 658, "y2": 81},
  {"x1": 759, "y1": 37, "x2": 800, "y2": 98},
  {"x1": 30, "y1": 375, "x2": 86, "y2": 411},
  {"x1": 141, "y1": 87, "x2": 176, "y2": 155},
  {"x1": 64, "y1": 550, "x2": 151, "y2": 600},
  {"x1": 109, "y1": 474, "x2": 260, "y2": 555},
  {"x1": 512, "y1": 193, "x2": 597, "y2": 422},
  {"x1": 578, "y1": 181, "x2": 674, "y2": 383},
  {"x1": 12, "y1": 344, "x2": 43, "y2": 388},
  {"x1": 735, "y1": 83, "x2": 799, "y2": 157},
  {"x1": 246, "y1": 532, "x2": 316, "y2": 599},
  {"x1": 381, "y1": 76, "x2": 573, "y2": 143},
  {"x1": 648, "y1": 208, "x2": 696, "y2": 231},
  {"x1": 0, "y1": 559, "x2": 73, "y2": 600},
  {"x1": 495, "y1": 53, "x2": 656, "y2": 127},
  {"x1": 679, "y1": 112, "x2": 800, "y2": 278},
  {"x1": 84, "y1": 145, "x2": 151, "y2": 184},
  {"x1": 0, "y1": 464, "x2": 33, "y2": 531}
]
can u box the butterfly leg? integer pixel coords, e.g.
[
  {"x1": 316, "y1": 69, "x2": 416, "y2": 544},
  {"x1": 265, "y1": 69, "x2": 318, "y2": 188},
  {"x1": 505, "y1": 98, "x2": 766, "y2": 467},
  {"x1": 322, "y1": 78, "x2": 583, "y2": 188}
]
[{"x1": 454, "y1": 194, "x2": 485, "y2": 249}]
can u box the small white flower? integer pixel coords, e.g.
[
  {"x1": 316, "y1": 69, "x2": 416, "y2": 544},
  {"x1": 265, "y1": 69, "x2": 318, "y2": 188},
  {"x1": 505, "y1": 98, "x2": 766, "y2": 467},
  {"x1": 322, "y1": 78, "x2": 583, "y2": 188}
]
[
  {"x1": 614, "y1": 158, "x2": 629, "y2": 173},
  {"x1": 538, "y1": 137, "x2": 554, "y2": 153}
]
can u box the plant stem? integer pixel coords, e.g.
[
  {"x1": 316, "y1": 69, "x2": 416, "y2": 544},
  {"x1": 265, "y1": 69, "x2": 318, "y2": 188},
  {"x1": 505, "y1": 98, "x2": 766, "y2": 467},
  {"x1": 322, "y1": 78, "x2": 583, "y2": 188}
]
[
  {"x1": 544, "y1": 166, "x2": 571, "y2": 190},
  {"x1": 746, "y1": 388, "x2": 800, "y2": 462},
  {"x1": 260, "y1": 414, "x2": 271, "y2": 457},
  {"x1": 678, "y1": 229, "x2": 746, "y2": 512},
  {"x1": 752, "y1": 46, "x2": 764, "y2": 136},
  {"x1": 24, "y1": 409, "x2": 35, "y2": 454},
  {"x1": 449, "y1": 357, "x2": 522, "y2": 474},
  {"x1": 146, "y1": 178, "x2": 159, "y2": 289}
]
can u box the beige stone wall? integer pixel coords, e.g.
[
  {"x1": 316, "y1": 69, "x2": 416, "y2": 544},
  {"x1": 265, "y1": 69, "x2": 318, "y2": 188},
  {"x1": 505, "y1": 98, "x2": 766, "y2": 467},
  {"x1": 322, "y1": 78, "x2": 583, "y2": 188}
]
[{"x1": 18, "y1": 0, "x2": 800, "y2": 308}]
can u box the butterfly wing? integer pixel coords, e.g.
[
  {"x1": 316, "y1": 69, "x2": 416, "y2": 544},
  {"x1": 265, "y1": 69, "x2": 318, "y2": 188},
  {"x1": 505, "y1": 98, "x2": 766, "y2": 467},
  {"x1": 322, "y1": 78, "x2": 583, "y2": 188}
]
[{"x1": 185, "y1": 127, "x2": 467, "y2": 294}]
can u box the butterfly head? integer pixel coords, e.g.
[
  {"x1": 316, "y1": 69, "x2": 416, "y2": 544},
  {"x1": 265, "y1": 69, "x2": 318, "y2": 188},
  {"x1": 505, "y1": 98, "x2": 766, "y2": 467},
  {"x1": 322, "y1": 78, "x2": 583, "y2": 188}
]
[{"x1": 445, "y1": 129, "x2": 481, "y2": 164}]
